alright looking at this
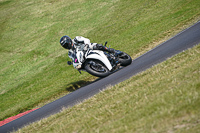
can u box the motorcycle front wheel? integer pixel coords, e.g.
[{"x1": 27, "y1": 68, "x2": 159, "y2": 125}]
[{"x1": 84, "y1": 60, "x2": 111, "y2": 77}]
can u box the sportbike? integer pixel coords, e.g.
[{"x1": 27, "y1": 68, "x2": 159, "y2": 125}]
[{"x1": 67, "y1": 42, "x2": 132, "y2": 77}]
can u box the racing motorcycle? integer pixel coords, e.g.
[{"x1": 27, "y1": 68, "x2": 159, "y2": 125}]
[{"x1": 67, "y1": 42, "x2": 132, "y2": 77}]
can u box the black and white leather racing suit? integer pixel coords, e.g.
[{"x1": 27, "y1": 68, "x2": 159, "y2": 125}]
[{"x1": 68, "y1": 36, "x2": 115, "y2": 68}]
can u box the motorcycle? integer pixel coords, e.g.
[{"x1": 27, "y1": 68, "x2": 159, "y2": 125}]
[{"x1": 67, "y1": 42, "x2": 132, "y2": 77}]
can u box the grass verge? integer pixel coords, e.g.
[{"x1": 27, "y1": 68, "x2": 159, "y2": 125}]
[{"x1": 17, "y1": 44, "x2": 200, "y2": 133}]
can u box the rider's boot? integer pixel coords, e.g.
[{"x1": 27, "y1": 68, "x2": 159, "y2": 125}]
[
  {"x1": 94, "y1": 44, "x2": 115, "y2": 53},
  {"x1": 106, "y1": 48, "x2": 115, "y2": 53}
]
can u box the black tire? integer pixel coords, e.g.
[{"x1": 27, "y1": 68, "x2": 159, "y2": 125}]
[
  {"x1": 118, "y1": 52, "x2": 132, "y2": 66},
  {"x1": 84, "y1": 60, "x2": 111, "y2": 77}
]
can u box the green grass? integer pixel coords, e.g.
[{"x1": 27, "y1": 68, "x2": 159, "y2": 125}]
[
  {"x1": 0, "y1": 0, "x2": 200, "y2": 123},
  {"x1": 17, "y1": 44, "x2": 200, "y2": 133}
]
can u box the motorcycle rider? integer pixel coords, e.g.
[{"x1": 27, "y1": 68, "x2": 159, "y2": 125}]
[{"x1": 60, "y1": 35, "x2": 115, "y2": 65}]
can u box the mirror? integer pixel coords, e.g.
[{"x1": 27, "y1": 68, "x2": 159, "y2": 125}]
[{"x1": 105, "y1": 41, "x2": 108, "y2": 46}]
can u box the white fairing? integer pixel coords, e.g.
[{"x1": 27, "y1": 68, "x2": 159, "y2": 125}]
[
  {"x1": 68, "y1": 47, "x2": 113, "y2": 71},
  {"x1": 86, "y1": 50, "x2": 112, "y2": 70},
  {"x1": 77, "y1": 50, "x2": 84, "y2": 63}
]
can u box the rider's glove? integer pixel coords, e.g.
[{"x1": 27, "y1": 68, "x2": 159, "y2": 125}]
[{"x1": 96, "y1": 44, "x2": 103, "y2": 49}]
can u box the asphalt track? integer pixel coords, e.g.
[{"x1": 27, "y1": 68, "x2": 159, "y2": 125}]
[{"x1": 1, "y1": 21, "x2": 200, "y2": 133}]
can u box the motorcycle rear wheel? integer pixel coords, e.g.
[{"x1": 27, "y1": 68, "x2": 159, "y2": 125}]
[
  {"x1": 118, "y1": 52, "x2": 132, "y2": 66},
  {"x1": 84, "y1": 60, "x2": 111, "y2": 77}
]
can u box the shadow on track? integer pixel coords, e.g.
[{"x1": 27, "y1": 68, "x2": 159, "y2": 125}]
[{"x1": 65, "y1": 78, "x2": 102, "y2": 92}]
